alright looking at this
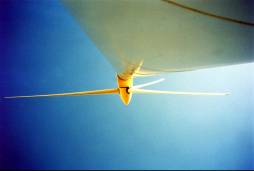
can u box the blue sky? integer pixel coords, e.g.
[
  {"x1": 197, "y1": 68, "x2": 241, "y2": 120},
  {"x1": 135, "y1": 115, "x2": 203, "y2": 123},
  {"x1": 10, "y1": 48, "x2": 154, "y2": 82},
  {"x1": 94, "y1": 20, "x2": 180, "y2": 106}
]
[{"x1": 0, "y1": 0, "x2": 253, "y2": 169}]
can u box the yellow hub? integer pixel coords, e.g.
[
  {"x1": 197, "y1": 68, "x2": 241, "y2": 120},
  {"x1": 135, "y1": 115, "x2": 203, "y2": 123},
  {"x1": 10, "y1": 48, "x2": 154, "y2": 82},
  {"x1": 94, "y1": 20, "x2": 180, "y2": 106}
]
[{"x1": 117, "y1": 75, "x2": 133, "y2": 105}]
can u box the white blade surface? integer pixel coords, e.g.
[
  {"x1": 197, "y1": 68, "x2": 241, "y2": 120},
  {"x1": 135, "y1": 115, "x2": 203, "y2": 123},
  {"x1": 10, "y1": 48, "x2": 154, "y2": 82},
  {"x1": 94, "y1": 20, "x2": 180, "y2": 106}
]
[
  {"x1": 134, "y1": 78, "x2": 165, "y2": 89},
  {"x1": 4, "y1": 88, "x2": 119, "y2": 99},
  {"x1": 131, "y1": 89, "x2": 229, "y2": 96}
]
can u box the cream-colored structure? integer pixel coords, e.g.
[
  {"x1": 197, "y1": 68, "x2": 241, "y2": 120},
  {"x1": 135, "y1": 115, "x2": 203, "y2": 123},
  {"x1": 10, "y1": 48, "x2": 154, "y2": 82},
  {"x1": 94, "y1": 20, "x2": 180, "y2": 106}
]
[{"x1": 62, "y1": 0, "x2": 253, "y2": 79}]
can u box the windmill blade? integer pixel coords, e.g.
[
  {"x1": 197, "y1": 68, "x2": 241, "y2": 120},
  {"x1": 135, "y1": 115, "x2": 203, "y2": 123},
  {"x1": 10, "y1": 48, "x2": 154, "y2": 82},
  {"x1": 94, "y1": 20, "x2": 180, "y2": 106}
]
[
  {"x1": 131, "y1": 88, "x2": 229, "y2": 96},
  {"x1": 133, "y1": 68, "x2": 162, "y2": 77},
  {"x1": 134, "y1": 78, "x2": 165, "y2": 89},
  {"x1": 4, "y1": 88, "x2": 119, "y2": 99}
]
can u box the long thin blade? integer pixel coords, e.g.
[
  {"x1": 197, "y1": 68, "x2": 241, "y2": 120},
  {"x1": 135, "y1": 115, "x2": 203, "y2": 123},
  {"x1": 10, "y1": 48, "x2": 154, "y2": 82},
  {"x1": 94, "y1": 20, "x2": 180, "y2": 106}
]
[
  {"x1": 131, "y1": 89, "x2": 229, "y2": 96},
  {"x1": 4, "y1": 88, "x2": 119, "y2": 99},
  {"x1": 134, "y1": 78, "x2": 165, "y2": 89}
]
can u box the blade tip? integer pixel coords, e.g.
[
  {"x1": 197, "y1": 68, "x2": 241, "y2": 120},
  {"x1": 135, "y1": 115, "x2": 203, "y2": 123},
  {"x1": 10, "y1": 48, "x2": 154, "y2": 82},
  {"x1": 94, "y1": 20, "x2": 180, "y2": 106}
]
[{"x1": 3, "y1": 96, "x2": 14, "y2": 99}]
